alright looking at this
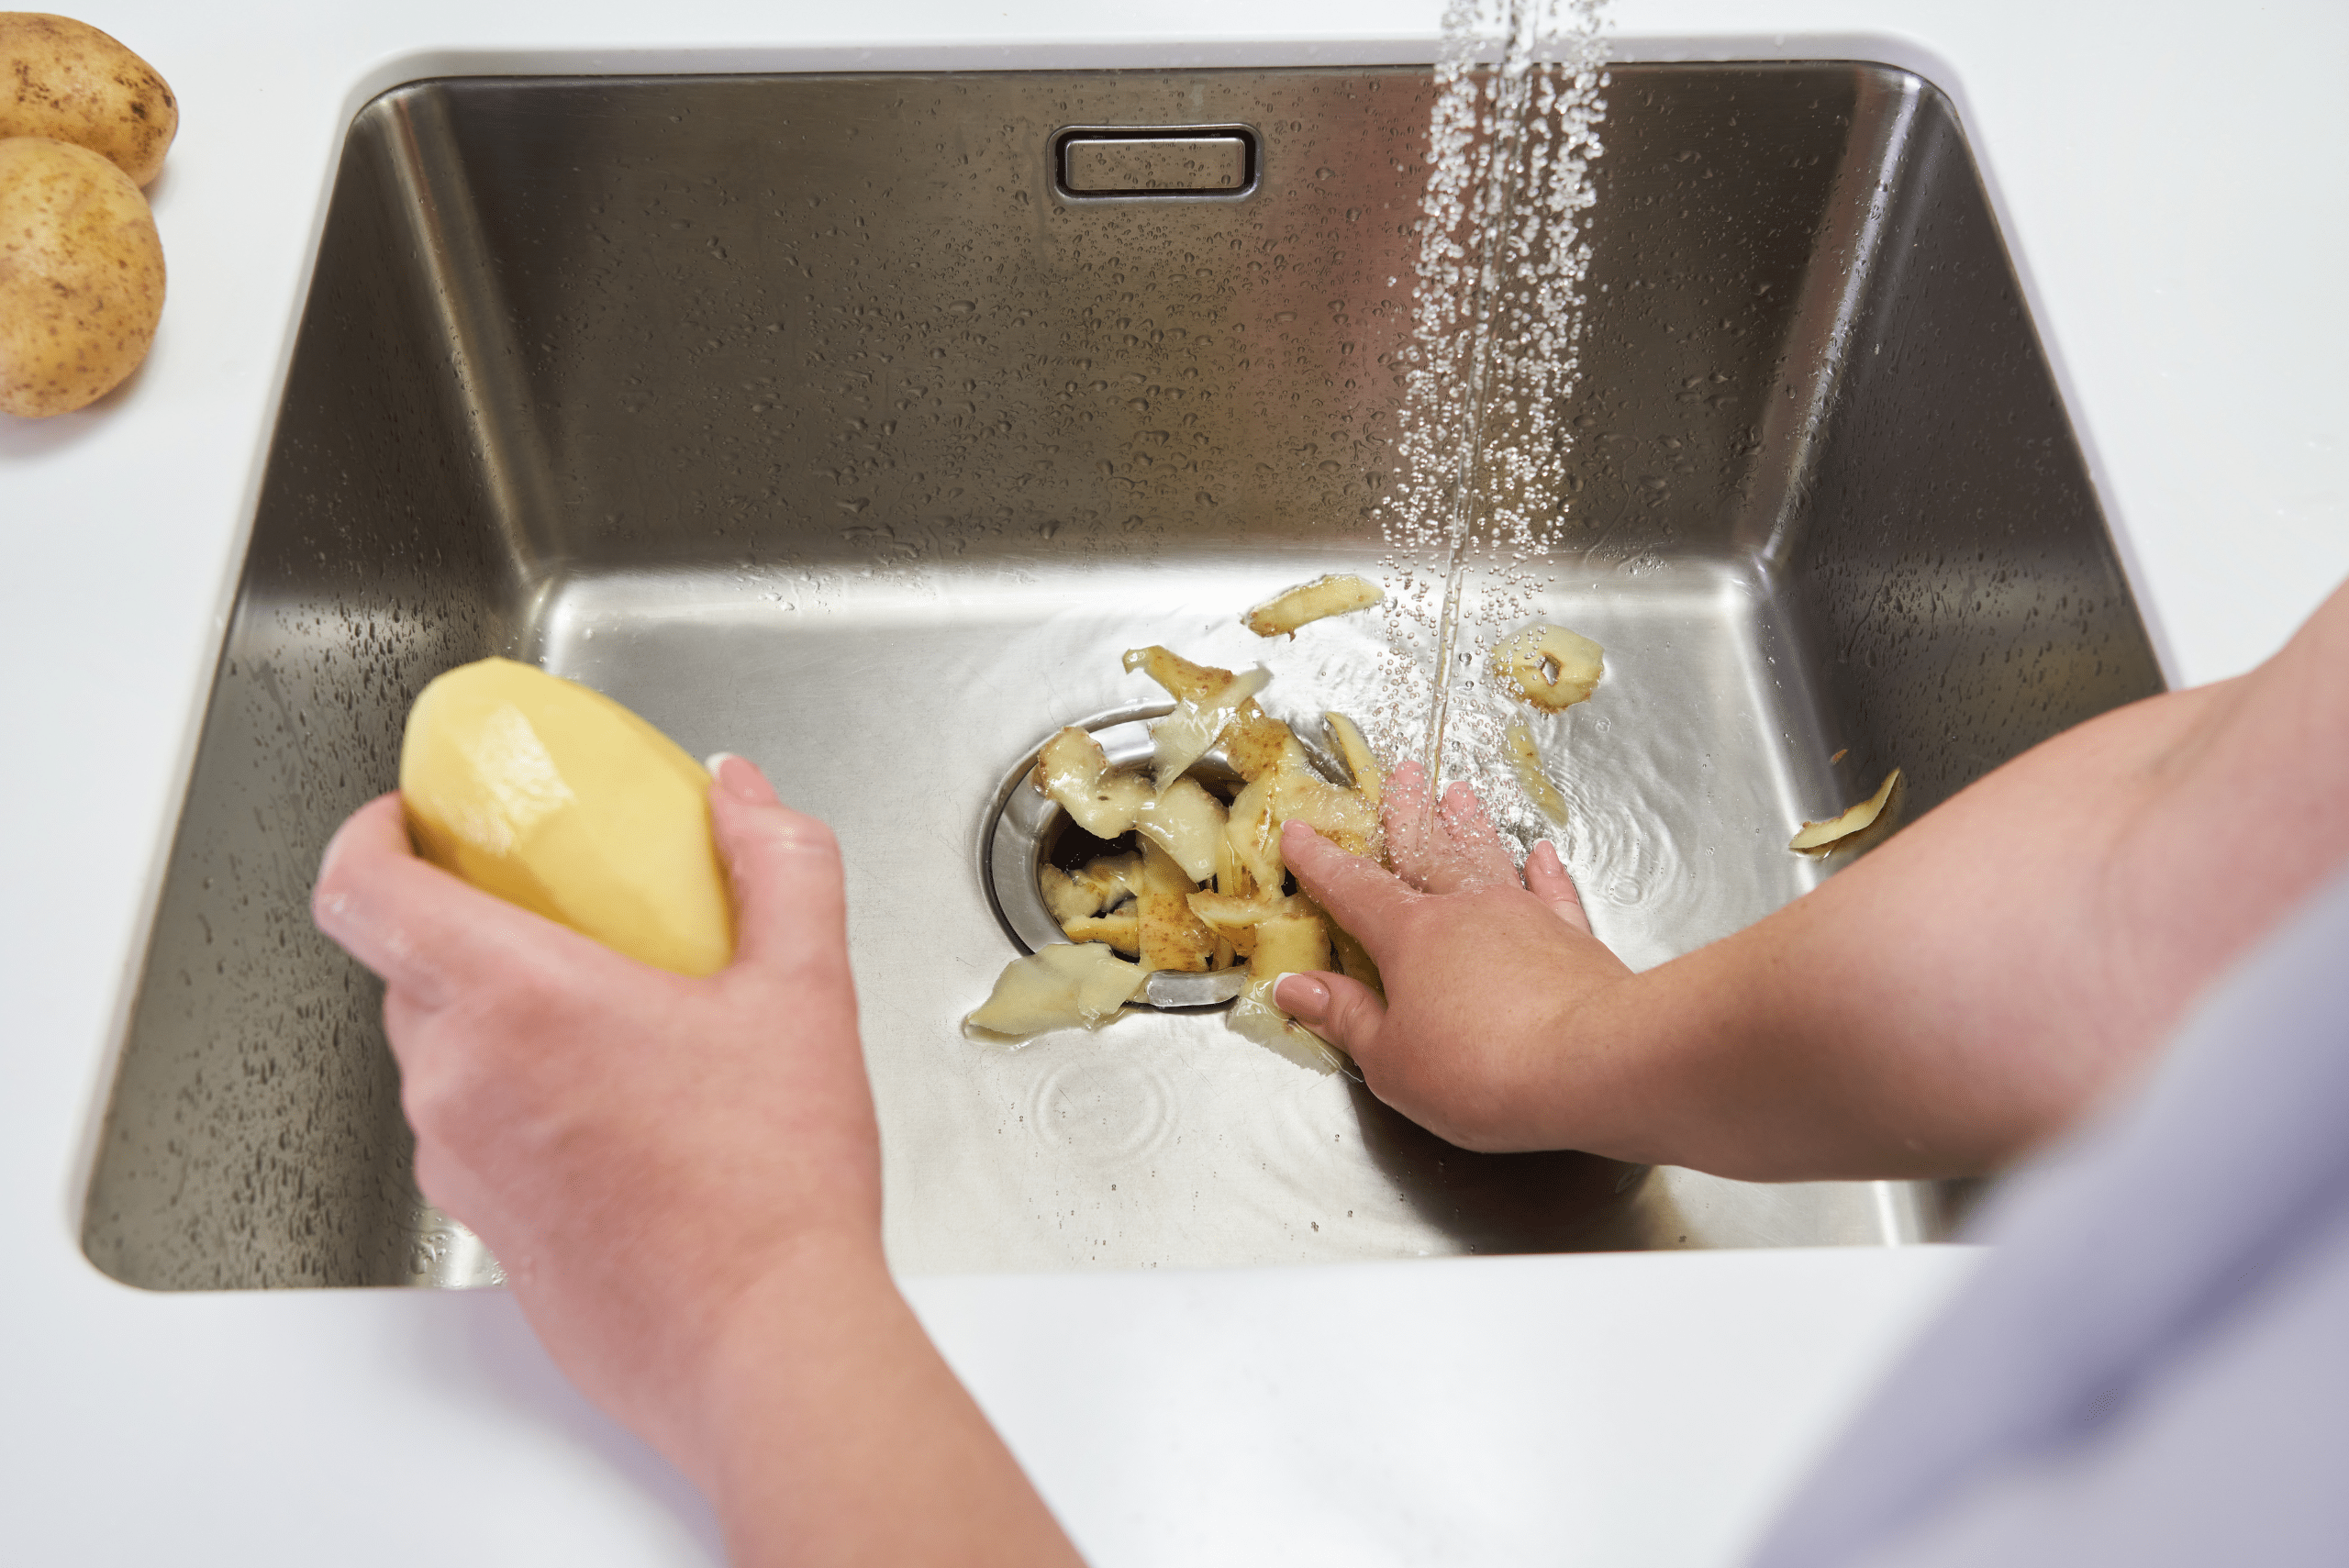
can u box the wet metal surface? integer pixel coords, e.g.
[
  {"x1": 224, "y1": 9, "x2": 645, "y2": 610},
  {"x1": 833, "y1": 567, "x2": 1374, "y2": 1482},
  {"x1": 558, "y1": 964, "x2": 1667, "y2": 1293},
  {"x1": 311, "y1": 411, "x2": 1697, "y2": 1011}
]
[{"x1": 83, "y1": 63, "x2": 2159, "y2": 1289}]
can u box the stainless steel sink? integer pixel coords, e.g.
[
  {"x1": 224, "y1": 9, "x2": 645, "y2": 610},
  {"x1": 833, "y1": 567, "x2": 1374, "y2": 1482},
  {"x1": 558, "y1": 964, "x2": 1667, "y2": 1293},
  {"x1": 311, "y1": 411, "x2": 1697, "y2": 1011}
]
[{"x1": 83, "y1": 61, "x2": 2161, "y2": 1290}]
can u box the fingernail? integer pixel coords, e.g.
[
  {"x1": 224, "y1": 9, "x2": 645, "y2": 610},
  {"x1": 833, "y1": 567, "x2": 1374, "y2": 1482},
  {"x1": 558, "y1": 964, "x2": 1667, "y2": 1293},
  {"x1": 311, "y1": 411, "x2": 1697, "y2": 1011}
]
[
  {"x1": 706, "y1": 752, "x2": 773, "y2": 805},
  {"x1": 1274, "y1": 972, "x2": 1330, "y2": 1020},
  {"x1": 1281, "y1": 817, "x2": 1311, "y2": 844}
]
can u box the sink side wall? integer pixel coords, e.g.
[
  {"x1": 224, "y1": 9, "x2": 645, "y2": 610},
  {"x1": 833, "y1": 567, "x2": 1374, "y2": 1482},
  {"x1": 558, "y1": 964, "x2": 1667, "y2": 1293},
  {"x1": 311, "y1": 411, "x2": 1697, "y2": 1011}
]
[
  {"x1": 419, "y1": 67, "x2": 1867, "y2": 580},
  {"x1": 1763, "y1": 86, "x2": 2165, "y2": 822},
  {"x1": 83, "y1": 107, "x2": 527, "y2": 1289}
]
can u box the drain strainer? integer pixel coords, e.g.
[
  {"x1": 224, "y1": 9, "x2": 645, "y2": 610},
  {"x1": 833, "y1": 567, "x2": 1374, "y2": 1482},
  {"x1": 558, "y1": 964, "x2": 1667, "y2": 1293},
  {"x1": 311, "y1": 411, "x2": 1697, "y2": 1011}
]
[{"x1": 978, "y1": 705, "x2": 1346, "y2": 1009}]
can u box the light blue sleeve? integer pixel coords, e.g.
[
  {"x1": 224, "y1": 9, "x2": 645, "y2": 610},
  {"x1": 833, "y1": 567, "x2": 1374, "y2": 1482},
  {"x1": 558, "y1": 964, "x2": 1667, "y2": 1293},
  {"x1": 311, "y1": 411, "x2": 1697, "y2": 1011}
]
[{"x1": 1749, "y1": 866, "x2": 2349, "y2": 1568}]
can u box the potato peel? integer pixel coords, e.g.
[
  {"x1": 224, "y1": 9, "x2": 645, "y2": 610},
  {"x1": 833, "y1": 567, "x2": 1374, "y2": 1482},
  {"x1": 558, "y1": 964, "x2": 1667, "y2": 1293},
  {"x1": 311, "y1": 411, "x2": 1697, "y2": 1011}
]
[
  {"x1": 1121, "y1": 645, "x2": 1296, "y2": 783},
  {"x1": 1186, "y1": 890, "x2": 1309, "y2": 958},
  {"x1": 1790, "y1": 769, "x2": 1902, "y2": 851},
  {"x1": 981, "y1": 645, "x2": 1384, "y2": 1072},
  {"x1": 1243, "y1": 574, "x2": 1386, "y2": 638},
  {"x1": 1147, "y1": 664, "x2": 1270, "y2": 791},
  {"x1": 1494, "y1": 625, "x2": 1605, "y2": 712},
  {"x1": 1220, "y1": 707, "x2": 1303, "y2": 783},
  {"x1": 1041, "y1": 853, "x2": 1144, "y2": 924},
  {"x1": 1223, "y1": 776, "x2": 1284, "y2": 897},
  {"x1": 1132, "y1": 777, "x2": 1229, "y2": 884},
  {"x1": 1505, "y1": 717, "x2": 1570, "y2": 826},
  {"x1": 1227, "y1": 914, "x2": 1344, "y2": 1073},
  {"x1": 1323, "y1": 711, "x2": 1384, "y2": 809},
  {"x1": 965, "y1": 943, "x2": 1147, "y2": 1038},
  {"x1": 1139, "y1": 891, "x2": 1217, "y2": 973},
  {"x1": 1268, "y1": 765, "x2": 1382, "y2": 861},
  {"x1": 1228, "y1": 978, "x2": 1347, "y2": 1073},
  {"x1": 1062, "y1": 912, "x2": 1141, "y2": 955},
  {"x1": 1033, "y1": 726, "x2": 1150, "y2": 839},
  {"x1": 1121, "y1": 644, "x2": 1225, "y2": 703}
]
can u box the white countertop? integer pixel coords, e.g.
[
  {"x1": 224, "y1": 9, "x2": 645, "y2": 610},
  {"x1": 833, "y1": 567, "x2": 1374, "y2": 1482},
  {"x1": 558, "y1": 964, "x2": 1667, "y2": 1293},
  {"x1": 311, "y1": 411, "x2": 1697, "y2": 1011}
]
[{"x1": 4, "y1": 3, "x2": 2342, "y2": 1562}]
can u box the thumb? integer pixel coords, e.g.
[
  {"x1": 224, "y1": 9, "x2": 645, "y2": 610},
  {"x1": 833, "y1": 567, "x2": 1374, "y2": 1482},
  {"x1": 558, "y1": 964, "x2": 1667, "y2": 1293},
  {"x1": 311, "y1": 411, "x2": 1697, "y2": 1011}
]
[
  {"x1": 1522, "y1": 840, "x2": 1594, "y2": 936},
  {"x1": 1275, "y1": 971, "x2": 1387, "y2": 1062},
  {"x1": 706, "y1": 754, "x2": 851, "y2": 974}
]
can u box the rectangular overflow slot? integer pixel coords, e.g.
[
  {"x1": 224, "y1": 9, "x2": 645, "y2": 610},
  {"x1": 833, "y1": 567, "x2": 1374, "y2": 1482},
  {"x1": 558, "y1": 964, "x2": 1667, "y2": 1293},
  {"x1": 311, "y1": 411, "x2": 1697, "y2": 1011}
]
[{"x1": 1056, "y1": 126, "x2": 1257, "y2": 198}]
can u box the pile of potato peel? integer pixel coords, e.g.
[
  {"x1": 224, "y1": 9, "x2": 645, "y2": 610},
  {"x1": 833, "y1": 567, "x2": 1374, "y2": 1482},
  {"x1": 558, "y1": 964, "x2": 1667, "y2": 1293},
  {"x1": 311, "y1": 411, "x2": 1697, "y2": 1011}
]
[
  {"x1": 966, "y1": 646, "x2": 1387, "y2": 1074},
  {"x1": 965, "y1": 603, "x2": 1893, "y2": 1065}
]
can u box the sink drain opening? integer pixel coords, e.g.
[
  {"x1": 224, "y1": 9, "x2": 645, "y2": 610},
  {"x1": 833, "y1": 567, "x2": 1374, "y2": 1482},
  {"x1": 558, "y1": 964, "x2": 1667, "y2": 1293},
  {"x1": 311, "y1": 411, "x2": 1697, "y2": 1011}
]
[{"x1": 979, "y1": 705, "x2": 1343, "y2": 1008}]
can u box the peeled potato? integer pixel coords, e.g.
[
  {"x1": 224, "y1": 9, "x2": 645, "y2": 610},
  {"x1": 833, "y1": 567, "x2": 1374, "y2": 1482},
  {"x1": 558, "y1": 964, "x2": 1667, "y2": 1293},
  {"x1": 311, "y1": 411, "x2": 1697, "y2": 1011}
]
[
  {"x1": 0, "y1": 14, "x2": 178, "y2": 185},
  {"x1": 0, "y1": 135, "x2": 163, "y2": 417},
  {"x1": 399, "y1": 657, "x2": 734, "y2": 977}
]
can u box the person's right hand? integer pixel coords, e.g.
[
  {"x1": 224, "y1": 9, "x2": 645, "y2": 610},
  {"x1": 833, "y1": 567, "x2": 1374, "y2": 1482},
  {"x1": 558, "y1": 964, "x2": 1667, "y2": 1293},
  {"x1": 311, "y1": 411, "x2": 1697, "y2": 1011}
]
[
  {"x1": 310, "y1": 757, "x2": 883, "y2": 1479},
  {"x1": 313, "y1": 756, "x2": 1085, "y2": 1566},
  {"x1": 1276, "y1": 762, "x2": 1641, "y2": 1152}
]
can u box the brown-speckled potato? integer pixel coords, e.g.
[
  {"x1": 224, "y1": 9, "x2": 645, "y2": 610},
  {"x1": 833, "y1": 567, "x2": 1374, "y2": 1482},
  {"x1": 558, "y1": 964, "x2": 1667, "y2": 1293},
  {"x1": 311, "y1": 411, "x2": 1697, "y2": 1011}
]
[
  {"x1": 0, "y1": 14, "x2": 175, "y2": 186},
  {"x1": 0, "y1": 136, "x2": 164, "y2": 417}
]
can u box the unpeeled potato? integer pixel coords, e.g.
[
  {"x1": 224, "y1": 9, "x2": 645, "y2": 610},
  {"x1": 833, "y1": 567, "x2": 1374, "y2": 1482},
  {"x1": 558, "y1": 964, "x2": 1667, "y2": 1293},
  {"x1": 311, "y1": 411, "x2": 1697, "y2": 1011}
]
[
  {"x1": 399, "y1": 658, "x2": 735, "y2": 977},
  {"x1": 0, "y1": 14, "x2": 177, "y2": 185},
  {"x1": 0, "y1": 135, "x2": 164, "y2": 417}
]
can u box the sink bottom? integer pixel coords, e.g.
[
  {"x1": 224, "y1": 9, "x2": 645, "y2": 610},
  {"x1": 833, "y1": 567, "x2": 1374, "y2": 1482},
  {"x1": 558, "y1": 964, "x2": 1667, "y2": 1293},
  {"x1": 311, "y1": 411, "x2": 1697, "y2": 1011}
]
[{"x1": 529, "y1": 552, "x2": 1924, "y2": 1269}]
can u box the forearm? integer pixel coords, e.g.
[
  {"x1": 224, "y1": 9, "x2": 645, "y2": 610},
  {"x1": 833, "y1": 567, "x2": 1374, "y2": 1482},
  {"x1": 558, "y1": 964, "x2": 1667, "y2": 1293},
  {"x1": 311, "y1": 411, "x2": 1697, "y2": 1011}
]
[
  {"x1": 691, "y1": 1238, "x2": 1085, "y2": 1568},
  {"x1": 1586, "y1": 589, "x2": 2349, "y2": 1182},
  {"x1": 316, "y1": 771, "x2": 1085, "y2": 1568},
  {"x1": 1571, "y1": 762, "x2": 2174, "y2": 1179},
  {"x1": 1586, "y1": 905, "x2": 2068, "y2": 1182}
]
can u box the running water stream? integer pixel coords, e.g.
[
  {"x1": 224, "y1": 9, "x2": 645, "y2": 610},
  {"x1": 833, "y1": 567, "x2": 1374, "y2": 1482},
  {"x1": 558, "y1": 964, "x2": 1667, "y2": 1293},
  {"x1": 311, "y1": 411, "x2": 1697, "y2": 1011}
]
[{"x1": 1374, "y1": 0, "x2": 1609, "y2": 827}]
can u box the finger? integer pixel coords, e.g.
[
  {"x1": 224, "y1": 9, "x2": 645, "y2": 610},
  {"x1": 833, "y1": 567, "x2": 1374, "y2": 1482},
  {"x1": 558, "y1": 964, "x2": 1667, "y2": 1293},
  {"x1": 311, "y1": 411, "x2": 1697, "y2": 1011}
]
[
  {"x1": 1280, "y1": 818, "x2": 1417, "y2": 949},
  {"x1": 1522, "y1": 839, "x2": 1594, "y2": 935},
  {"x1": 1274, "y1": 971, "x2": 1387, "y2": 1062},
  {"x1": 707, "y1": 754, "x2": 852, "y2": 977},
  {"x1": 1380, "y1": 762, "x2": 1441, "y2": 889},
  {"x1": 1416, "y1": 780, "x2": 1517, "y2": 895},
  {"x1": 313, "y1": 794, "x2": 589, "y2": 1006}
]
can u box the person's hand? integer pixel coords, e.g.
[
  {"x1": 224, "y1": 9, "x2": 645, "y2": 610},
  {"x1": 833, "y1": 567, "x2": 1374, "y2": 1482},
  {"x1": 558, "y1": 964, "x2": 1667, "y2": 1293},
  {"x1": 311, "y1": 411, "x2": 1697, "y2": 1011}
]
[
  {"x1": 1275, "y1": 762, "x2": 1640, "y2": 1152},
  {"x1": 314, "y1": 756, "x2": 1085, "y2": 1565},
  {"x1": 311, "y1": 756, "x2": 877, "y2": 1475}
]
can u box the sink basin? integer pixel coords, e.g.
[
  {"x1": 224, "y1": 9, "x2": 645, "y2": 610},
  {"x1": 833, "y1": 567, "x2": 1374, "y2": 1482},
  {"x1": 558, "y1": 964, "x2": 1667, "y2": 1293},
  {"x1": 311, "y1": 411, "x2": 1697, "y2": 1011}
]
[{"x1": 83, "y1": 61, "x2": 2160, "y2": 1289}]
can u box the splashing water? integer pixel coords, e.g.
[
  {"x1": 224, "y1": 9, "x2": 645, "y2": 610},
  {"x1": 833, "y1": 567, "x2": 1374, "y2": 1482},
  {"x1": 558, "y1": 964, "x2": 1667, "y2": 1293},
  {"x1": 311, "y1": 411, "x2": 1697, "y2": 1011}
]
[{"x1": 1370, "y1": 0, "x2": 1609, "y2": 833}]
